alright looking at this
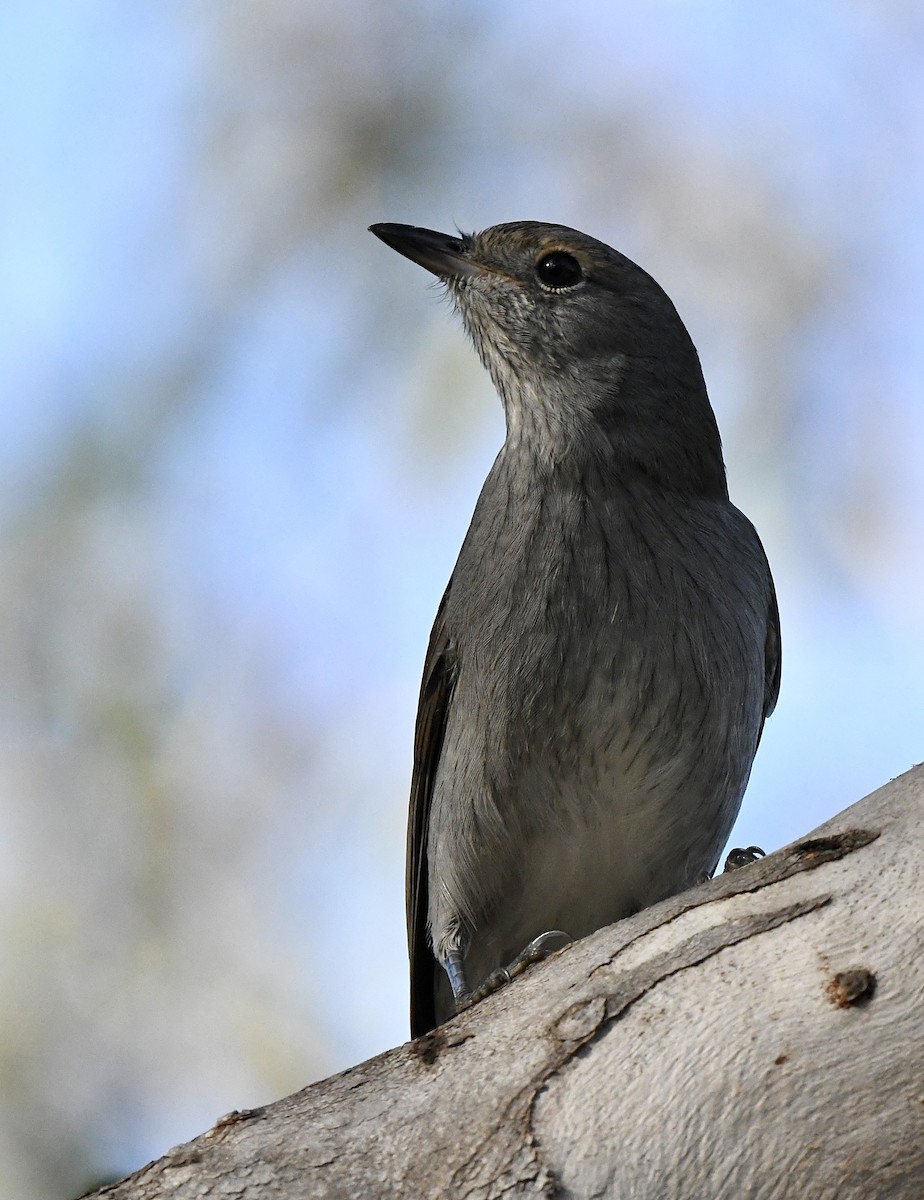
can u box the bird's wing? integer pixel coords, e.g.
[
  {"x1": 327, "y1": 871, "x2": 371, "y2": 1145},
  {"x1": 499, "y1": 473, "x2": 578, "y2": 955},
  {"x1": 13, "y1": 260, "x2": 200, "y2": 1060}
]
[
  {"x1": 407, "y1": 580, "x2": 456, "y2": 1037},
  {"x1": 762, "y1": 572, "x2": 782, "y2": 721}
]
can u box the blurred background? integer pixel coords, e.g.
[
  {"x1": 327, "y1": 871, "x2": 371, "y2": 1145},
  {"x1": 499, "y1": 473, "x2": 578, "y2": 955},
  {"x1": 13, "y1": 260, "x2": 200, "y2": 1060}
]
[{"x1": 2, "y1": 1, "x2": 923, "y2": 1195}]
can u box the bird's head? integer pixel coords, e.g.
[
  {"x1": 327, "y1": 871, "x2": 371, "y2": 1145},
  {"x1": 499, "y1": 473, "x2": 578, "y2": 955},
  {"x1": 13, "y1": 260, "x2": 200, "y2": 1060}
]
[{"x1": 370, "y1": 220, "x2": 726, "y2": 494}]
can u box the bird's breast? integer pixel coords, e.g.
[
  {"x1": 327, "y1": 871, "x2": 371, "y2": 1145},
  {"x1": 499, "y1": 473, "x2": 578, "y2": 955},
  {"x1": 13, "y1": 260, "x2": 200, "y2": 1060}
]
[{"x1": 443, "y1": 472, "x2": 768, "y2": 815}]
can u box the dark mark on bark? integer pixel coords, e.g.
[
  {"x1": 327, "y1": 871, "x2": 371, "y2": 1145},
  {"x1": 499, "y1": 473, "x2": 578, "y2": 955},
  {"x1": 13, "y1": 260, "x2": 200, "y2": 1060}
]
[
  {"x1": 412, "y1": 1028, "x2": 447, "y2": 1066},
  {"x1": 791, "y1": 830, "x2": 879, "y2": 862},
  {"x1": 411, "y1": 1026, "x2": 473, "y2": 1066},
  {"x1": 826, "y1": 968, "x2": 877, "y2": 1008}
]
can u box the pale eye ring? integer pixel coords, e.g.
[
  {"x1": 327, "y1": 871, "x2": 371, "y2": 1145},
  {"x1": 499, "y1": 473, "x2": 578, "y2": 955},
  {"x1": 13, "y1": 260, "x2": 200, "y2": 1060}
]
[{"x1": 535, "y1": 251, "x2": 583, "y2": 289}]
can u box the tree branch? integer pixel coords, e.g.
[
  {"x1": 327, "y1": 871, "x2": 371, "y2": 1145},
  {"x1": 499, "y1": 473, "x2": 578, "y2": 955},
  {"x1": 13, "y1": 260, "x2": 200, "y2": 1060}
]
[{"x1": 89, "y1": 765, "x2": 924, "y2": 1199}]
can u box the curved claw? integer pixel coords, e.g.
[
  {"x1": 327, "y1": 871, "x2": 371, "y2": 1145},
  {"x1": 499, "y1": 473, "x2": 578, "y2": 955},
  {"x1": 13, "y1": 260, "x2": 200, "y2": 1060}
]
[
  {"x1": 458, "y1": 929, "x2": 575, "y2": 1013},
  {"x1": 519, "y1": 930, "x2": 573, "y2": 965},
  {"x1": 724, "y1": 845, "x2": 766, "y2": 872}
]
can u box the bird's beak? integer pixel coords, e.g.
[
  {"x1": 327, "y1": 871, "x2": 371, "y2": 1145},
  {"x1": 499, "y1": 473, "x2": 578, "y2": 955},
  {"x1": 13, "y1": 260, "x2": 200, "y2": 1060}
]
[{"x1": 369, "y1": 223, "x2": 480, "y2": 280}]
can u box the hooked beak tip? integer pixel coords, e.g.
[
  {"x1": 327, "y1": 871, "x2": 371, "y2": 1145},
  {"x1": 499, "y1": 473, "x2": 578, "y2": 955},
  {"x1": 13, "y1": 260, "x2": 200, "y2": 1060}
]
[{"x1": 370, "y1": 222, "x2": 477, "y2": 280}]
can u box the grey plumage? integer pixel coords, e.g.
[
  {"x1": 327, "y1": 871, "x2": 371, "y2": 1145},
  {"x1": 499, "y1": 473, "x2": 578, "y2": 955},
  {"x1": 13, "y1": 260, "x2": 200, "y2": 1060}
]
[{"x1": 370, "y1": 221, "x2": 780, "y2": 1037}]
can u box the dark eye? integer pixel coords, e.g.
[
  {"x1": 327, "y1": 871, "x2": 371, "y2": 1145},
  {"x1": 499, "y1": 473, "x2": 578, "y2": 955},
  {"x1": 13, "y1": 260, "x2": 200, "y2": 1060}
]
[{"x1": 535, "y1": 251, "x2": 583, "y2": 289}]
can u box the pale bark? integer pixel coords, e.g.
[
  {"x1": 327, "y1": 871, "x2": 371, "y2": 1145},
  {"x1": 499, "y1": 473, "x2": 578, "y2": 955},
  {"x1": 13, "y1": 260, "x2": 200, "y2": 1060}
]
[{"x1": 91, "y1": 765, "x2": 924, "y2": 1199}]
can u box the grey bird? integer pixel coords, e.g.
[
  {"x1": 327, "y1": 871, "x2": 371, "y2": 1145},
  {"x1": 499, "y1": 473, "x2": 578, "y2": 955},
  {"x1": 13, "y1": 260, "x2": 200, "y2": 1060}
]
[{"x1": 370, "y1": 220, "x2": 781, "y2": 1038}]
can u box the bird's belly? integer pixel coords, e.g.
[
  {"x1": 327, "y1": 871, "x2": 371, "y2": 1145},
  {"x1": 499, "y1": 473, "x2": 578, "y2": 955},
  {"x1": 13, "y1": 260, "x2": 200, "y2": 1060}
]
[{"x1": 461, "y1": 735, "x2": 717, "y2": 989}]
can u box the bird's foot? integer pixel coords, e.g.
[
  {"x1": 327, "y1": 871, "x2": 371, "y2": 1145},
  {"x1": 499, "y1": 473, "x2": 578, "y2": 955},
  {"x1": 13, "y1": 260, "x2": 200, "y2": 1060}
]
[
  {"x1": 723, "y1": 845, "x2": 766, "y2": 872},
  {"x1": 455, "y1": 930, "x2": 572, "y2": 1013}
]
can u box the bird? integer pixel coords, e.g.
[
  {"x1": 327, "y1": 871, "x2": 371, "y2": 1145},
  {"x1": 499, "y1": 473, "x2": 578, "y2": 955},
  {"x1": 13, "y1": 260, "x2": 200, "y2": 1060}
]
[{"x1": 369, "y1": 220, "x2": 781, "y2": 1038}]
